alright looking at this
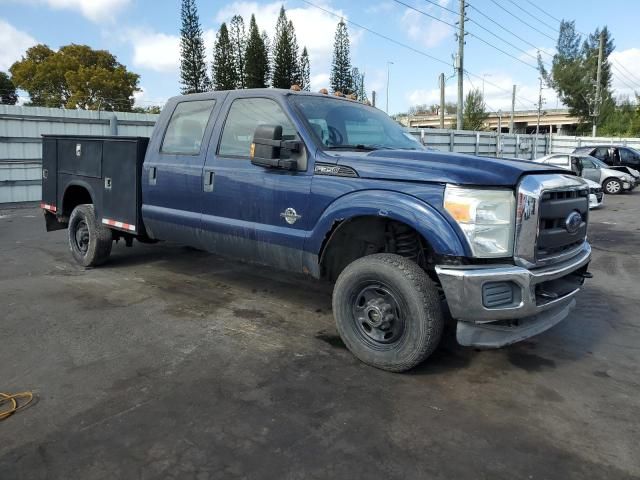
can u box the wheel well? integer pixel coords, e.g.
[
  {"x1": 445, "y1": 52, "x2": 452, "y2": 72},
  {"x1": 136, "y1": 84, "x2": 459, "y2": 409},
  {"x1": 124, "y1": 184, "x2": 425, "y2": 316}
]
[
  {"x1": 62, "y1": 185, "x2": 93, "y2": 218},
  {"x1": 319, "y1": 216, "x2": 435, "y2": 281}
]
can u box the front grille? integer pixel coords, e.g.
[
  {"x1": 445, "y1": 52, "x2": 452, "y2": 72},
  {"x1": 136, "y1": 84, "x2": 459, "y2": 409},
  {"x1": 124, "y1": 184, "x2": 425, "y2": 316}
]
[
  {"x1": 537, "y1": 189, "x2": 588, "y2": 261},
  {"x1": 514, "y1": 174, "x2": 590, "y2": 268}
]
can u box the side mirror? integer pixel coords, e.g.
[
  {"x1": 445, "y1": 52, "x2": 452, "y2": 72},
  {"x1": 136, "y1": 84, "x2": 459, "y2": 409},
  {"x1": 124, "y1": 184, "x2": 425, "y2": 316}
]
[{"x1": 250, "y1": 124, "x2": 301, "y2": 170}]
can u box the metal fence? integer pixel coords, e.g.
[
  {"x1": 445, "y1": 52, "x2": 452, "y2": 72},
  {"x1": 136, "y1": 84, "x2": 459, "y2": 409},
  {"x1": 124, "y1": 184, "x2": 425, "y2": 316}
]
[
  {"x1": 2, "y1": 104, "x2": 640, "y2": 204},
  {"x1": 0, "y1": 105, "x2": 158, "y2": 203},
  {"x1": 407, "y1": 128, "x2": 550, "y2": 159}
]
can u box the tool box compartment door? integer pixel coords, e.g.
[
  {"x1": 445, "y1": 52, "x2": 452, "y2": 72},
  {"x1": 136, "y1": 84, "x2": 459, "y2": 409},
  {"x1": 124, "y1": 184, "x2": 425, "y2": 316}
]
[{"x1": 57, "y1": 139, "x2": 103, "y2": 178}]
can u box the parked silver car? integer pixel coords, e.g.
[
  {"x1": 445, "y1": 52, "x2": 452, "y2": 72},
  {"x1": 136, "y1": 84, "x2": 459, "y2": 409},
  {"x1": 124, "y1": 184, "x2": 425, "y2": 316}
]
[
  {"x1": 584, "y1": 178, "x2": 604, "y2": 209},
  {"x1": 535, "y1": 153, "x2": 635, "y2": 194}
]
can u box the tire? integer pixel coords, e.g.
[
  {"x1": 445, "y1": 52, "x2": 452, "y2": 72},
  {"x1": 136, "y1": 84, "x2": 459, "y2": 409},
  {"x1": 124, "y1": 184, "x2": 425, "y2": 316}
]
[
  {"x1": 603, "y1": 178, "x2": 622, "y2": 195},
  {"x1": 68, "y1": 204, "x2": 113, "y2": 267},
  {"x1": 332, "y1": 253, "x2": 444, "y2": 372}
]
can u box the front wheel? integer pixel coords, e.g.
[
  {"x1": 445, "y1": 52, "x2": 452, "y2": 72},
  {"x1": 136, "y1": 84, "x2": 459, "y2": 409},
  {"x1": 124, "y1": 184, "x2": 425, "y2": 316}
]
[
  {"x1": 603, "y1": 178, "x2": 622, "y2": 194},
  {"x1": 332, "y1": 254, "x2": 444, "y2": 372},
  {"x1": 68, "y1": 204, "x2": 113, "y2": 267}
]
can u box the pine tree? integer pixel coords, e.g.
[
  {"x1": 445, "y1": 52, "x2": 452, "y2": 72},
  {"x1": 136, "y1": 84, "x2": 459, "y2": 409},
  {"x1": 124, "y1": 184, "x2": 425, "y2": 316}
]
[
  {"x1": 179, "y1": 0, "x2": 210, "y2": 94},
  {"x1": 261, "y1": 31, "x2": 272, "y2": 86},
  {"x1": 350, "y1": 67, "x2": 367, "y2": 101},
  {"x1": 330, "y1": 19, "x2": 352, "y2": 94},
  {"x1": 229, "y1": 15, "x2": 246, "y2": 88},
  {"x1": 272, "y1": 6, "x2": 299, "y2": 89},
  {"x1": 212, "y1": 23, "x2": 238, "y2": 91},
  {"x1": 299, "y1": 47, "x2": 311, "y2": 91},
  {"x1": 245, "y1": 14, "x2": 270, "y2": 88},
  {"x1": 288, "y1": 20, "x2": 301, "y2": 86}
]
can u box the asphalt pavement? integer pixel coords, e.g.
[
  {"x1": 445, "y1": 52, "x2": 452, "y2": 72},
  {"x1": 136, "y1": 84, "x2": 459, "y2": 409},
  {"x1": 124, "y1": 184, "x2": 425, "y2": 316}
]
[{"x1": 1, "y1": 195, "x2": 639, "y2": 479}]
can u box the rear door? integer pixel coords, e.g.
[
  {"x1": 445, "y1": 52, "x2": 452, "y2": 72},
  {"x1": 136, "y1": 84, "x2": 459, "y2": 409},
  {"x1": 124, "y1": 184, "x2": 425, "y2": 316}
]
[
  {"x1": 592, "y1": 147, "x2": 612, "y2": 165},
  {"x1": 199, "y1": 95, "x2": 312, "y2": 272},
  {"x1": 142, "y1": 98, "x2": 220, "y2": 244},
  {"x1": 619, "y1": 148, "x2": 640, "y2": 169}
]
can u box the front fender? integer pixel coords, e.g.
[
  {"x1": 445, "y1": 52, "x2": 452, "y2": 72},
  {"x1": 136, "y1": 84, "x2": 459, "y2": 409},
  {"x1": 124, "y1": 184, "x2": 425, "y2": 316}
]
[{"x1": 305, "y1": 189, "x2": 468, "y2": 257}]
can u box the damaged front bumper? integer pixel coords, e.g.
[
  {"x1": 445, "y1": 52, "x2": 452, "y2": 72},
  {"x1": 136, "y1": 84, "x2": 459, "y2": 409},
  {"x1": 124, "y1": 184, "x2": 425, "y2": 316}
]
[{"x1": 435, "y1": 243, "x2": 591, "y2": 348}]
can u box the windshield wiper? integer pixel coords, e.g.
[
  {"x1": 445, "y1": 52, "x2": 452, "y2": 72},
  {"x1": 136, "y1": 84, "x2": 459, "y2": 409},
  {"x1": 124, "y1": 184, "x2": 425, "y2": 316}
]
[{"x1": 325, "y1": 144, "x2": 396, "y2": 151}]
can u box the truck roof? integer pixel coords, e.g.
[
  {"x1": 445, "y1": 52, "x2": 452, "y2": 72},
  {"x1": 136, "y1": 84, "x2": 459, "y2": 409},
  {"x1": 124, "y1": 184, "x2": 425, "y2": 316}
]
[{"x1": 167, "y1": 88, "x2": 365, "y2": 106}]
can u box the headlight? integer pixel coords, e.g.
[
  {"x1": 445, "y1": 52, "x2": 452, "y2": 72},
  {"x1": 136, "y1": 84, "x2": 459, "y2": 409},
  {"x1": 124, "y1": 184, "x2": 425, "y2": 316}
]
[{"x1": 444, "y1": 185, "x2": 515, "y2": 258}]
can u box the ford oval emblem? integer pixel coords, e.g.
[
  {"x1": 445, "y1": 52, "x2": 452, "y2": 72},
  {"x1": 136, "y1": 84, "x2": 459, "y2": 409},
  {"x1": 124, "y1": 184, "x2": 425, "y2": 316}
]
[{"x1": 565, "y1": 211, "x2": 582, "y2": 234}]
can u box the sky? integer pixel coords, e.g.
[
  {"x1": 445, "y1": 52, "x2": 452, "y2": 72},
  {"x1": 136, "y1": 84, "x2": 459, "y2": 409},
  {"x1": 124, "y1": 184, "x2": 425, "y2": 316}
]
[{"x1": 0, "y1": 0, "x2": 639, "y2": 114}]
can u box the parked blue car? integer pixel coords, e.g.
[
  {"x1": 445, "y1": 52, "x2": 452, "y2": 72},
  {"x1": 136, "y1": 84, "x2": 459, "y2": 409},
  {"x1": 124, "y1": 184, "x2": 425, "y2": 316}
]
[{"x1": 41, "y1": 88, "x2": 592, "y2": 371}]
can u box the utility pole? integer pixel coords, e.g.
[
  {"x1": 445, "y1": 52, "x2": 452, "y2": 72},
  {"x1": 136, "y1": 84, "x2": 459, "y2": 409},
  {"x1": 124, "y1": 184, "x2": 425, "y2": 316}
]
[
  {"x1": 439, "y1": 73, "x2": 445, "y2": 129},
  {"x1": 372, "y1": 90, "x2": 376, "y2": 108},
  {"x1": 593, "y1": 30, "x2": 604, "y2": 137},
  {"x1": 535, "y1": 77, "x2": 543, "y2": 158},
  {"x1": 509, "y1": 85, "x2": 516, "y2": 134},
  {"x1": 456, "y1": 0, "x2": 465, "y2": 130}
]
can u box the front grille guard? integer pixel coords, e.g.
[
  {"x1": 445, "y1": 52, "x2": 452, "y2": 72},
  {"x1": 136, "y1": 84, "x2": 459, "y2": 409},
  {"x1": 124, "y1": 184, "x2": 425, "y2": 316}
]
[{"x1": 514, "y1": 174, "x2": 589, "y2": 269}]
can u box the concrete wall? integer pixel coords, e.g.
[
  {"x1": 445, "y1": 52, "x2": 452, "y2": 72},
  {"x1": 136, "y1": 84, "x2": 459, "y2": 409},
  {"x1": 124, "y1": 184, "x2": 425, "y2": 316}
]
[
  {"x1": 0, "y1": 105, "x2": 158, "y2": 203},
  {"x1": 549, "y1": 135, "x2": 640, "y2": 154}
]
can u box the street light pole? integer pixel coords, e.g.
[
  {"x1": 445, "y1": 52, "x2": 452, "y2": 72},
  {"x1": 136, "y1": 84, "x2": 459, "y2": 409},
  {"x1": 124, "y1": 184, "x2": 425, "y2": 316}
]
[{"x1": 386, "y1": 61, "x2": 394, "y2": 114}]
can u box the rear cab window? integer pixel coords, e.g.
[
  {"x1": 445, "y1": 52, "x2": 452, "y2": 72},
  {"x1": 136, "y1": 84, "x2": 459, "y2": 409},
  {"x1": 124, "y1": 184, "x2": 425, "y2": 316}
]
[{"x1": 161, "y1": 100, "x2": 216, "y2": 155}]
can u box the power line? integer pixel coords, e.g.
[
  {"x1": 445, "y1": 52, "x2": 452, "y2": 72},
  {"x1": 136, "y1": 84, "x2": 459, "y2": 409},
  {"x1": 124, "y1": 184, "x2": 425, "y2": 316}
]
[
  {"x1": 393, "y1": 0, "x2": 540, "y2": 71},
  {"x1": 300, "y1": 0, "x2": 451, "y2": 68},
  {"x1": 610, "y1": 64, "x2": 640, "y2": 92},
  {"x1": 300, "y1": 0, "x2": 540, "y2": 107},
  {"x1": 523, "y1": 0, "x2": 563, "y2": 25},
  {"x1": 503, "y1": 0, "x2": 559, "y2": 34},
  {"x1": 611, "y1": 59, "x2": 640, "y2": 85},
  {"x1": 466, "y1": 3, "x2": 554, "y2": 59},
  {"x1": 421, "y1": 0, "x2": 458, "y2": 16},
  {"x1": 484, "y1": 0, "x2": 556, "y2": 42}
]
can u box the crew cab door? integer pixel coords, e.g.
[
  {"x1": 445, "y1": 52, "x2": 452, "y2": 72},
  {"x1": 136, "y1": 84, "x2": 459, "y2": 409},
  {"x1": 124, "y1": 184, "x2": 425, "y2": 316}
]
[
  {"x1": 142, "y1": 98, "x2": 220, "y2": 243},
  {"x1": 200, "y1": 95, "x2": 312, "y2": 272}
]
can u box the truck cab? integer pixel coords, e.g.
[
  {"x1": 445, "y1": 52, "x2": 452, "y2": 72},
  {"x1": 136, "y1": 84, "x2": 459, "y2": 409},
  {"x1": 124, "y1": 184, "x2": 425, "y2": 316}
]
[{"x1": 41, "y1": 88, "x2": 592, "y2": 372}]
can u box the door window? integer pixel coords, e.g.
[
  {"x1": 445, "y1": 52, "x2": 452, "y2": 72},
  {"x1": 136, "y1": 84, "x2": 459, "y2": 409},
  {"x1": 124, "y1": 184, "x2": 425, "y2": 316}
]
[
  {"x1": 580, "y1": 158, "x2": 596, "y2": 169},
  {"x1": 547, "y1": 155, "x2": 569, "y2": 166},
  {"x1": 161, "y1": 100, "x2": 216, "y2": 155},
  {"x1": 219, "y1": 98, "x2": 299, "y2": 158},
  {"x1": 620, "y1": 148, "x2": 640, "y2": 165},
  {"x1": 593, "y1": 147, "x2": 610, "y2": 162}
]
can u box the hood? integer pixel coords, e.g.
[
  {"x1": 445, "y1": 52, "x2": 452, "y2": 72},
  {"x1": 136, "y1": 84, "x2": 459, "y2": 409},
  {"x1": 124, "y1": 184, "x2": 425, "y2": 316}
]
[
  {"x1": 583, "y1": 178, "x2": 601, "y2": 188},
  {"x1": 334, "y1": 149, "x2": 568, "y2": 187}
]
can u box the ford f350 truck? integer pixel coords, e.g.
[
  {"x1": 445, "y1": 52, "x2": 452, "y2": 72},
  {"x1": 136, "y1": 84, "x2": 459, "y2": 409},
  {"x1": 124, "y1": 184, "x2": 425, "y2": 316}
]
[{"x1": 41, "y1": 88, "x2": 592, "y2": 372}]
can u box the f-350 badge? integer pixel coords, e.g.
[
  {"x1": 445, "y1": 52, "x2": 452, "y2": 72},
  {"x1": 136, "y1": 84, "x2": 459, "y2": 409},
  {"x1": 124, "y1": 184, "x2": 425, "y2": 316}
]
[{"x1": 281, "y1": 208, "x2": 302, "y2": 225}]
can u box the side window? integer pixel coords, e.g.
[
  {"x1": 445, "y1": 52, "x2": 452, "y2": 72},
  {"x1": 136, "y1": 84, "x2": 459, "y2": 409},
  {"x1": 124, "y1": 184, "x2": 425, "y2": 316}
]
[
  {"x1": 620, "y1": 148, "x2": 640, "y2": 165},
  {"x1": 548, "y1": 155, "x2": 569, "y2": 166},
  {"x1": 219, "y1": 98, "x2": 299, "y2": 158},
  {"x1": 161, "y1": 100, "x2": 216, "y2": 155},
  {"x1": 580, "y1": 158, "x2": 595, "y2": 168},
  {"x1": 593, "y1": 147, "x2": 610, "y2": 161}
]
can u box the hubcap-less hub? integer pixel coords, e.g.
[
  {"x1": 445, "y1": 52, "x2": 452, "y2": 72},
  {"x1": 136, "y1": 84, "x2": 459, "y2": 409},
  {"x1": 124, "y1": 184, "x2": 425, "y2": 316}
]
[
  {"x1": 353, "y1": 284, "x2": 404, "y2": 344},
  {"x1": 75, "y1": 220, "x2": 90, "y2": 254}
]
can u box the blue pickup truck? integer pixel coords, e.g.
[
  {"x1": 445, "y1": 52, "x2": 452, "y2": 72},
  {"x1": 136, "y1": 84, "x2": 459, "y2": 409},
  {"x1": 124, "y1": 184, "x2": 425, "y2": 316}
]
[{"x1": 41, "y1": 88, "x2": 592, "y2": 371}]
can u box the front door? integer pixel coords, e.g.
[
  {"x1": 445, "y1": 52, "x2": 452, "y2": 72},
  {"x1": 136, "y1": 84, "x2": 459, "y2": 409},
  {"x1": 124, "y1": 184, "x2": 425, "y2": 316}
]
[
  {"x1": 142, "y1": 98, "x2": 219, "y2": 244},
  {"x1": 579, "y1": 157, "x2": 602, "y2": 183},
  {"x1": 199, "y1": 96, "x2": 312, "y2": 272}
]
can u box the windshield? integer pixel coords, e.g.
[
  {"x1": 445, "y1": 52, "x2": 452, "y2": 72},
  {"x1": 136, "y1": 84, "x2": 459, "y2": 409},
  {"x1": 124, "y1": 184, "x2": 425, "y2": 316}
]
[{"x1": 290, "y1": 95, "x2": 423, "y2": 151}]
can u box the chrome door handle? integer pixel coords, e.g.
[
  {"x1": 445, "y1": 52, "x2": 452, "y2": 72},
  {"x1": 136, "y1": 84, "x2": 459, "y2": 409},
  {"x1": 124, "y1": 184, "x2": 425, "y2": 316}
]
[{"x1": 204, "y1": 170, "x2": 214, "y2": 192}]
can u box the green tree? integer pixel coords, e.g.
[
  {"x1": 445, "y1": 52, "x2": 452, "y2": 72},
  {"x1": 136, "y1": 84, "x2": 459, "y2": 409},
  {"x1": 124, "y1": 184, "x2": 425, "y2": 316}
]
[
  {"x1": 132, "y1": 105, "x2": 162, "y2": 114},
  {"x1": 272, "y1": 6, "x2": 299, "y2": 89},
  {"x1": 299, "y1": 47, "x2": 310, "y2": 91},
  {"x1": 179, "y1": 0, "x2": 210, "y2": 94},
  {"x1": 462, "y1": 88, "x2": 488, "y2": 131},
  {"x1": 540, "y1": 21, "x2": 615, "y2": 129},
  {"x1": 350, "y1": 67, "x2": 367, "y2": 101},
  {"x1": 10, "y1": 44, "x2": 139, "y2": 111},
  {"x1": 212, "y1": 23, "x2": 238, "y2": 91},
  {"x1": 229, "y1": 15, "x2": 246, "y2": 88},
  {"x1": 0, "y1": 72, "x2": 18, "y2": 105},
  {"x1": 330, "y1": 19, "x2": 352, "y2": 94},
  {"x1": 244, "y1": 15, "x2": 269, "y2": 88}
]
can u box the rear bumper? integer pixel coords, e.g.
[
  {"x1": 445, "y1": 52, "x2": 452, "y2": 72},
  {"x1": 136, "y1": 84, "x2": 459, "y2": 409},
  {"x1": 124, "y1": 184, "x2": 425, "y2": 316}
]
[{"x1": 435, "y1": 243, "x2": 591, "y2": 347}]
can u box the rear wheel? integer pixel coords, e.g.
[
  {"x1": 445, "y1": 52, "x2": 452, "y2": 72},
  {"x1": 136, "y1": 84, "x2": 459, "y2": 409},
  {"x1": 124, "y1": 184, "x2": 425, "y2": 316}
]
[
  {"x1": 332, "y1": 254, "x2": 444, "y2": 372},
  {"x1": 603, "y1": 178, "x2": 622, "y2": 194},
  {"x1": 68, "y1": 204, "x2": 112, "y2": 267}
]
